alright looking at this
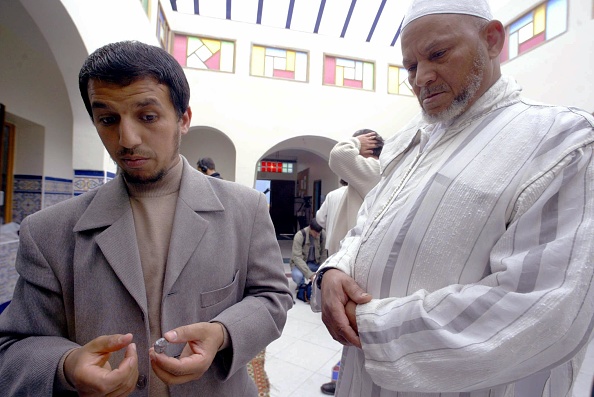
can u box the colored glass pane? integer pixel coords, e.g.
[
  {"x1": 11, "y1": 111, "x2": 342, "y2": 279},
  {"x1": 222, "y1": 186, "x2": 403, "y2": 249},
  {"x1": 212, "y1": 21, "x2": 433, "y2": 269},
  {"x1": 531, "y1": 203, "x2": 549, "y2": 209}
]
[
  {"x1": 295, "y1": 52, "x2": 307, "y2": 82},
  {"x1": 508, "y1": 31, "x2": 519, "y2": 59},
  {"x1": 336, "y1": 66, "x2": 344, "y2": 86},
  {"x1": 286, "y1": 51, "x2": 296, "y2": 71},
  {"x1": 251, "y1": 46, "x2": 266, "y2": 76},
  {"x1": 388, "y1": 66, "x2": 399, "y2": 94},
  {"x1": 202, "y1": 38, "x2": 221, "y2": 54},
  {"x1": 546, "y1": 0, "x2": 567, "y2": 39},
  {"x1": 220, "y1": 41, "x2": 234, "y2": 72},
  {"x1": 173, "y1": 35, "x2": 188, "y2": 66},
  {"x1": 534, "y1": 4, "x2": 546, "y2": 34},
  {"x1": 274, "y1": 56, "x2": 287, "y2": 71},
  {"x1": 362, "y1": 63, "x2": 374, "y2": 91},
  {"x1": 518, "y1": 22, "x2": 534, "y2": 43},
  {"x1": 324, "y1": 56, "x2": 336, "y2": 84}
]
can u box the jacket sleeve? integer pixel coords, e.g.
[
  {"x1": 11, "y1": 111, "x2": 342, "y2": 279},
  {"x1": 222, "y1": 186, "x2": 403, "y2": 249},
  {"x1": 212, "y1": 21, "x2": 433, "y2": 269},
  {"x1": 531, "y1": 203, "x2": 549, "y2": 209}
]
[
  {"x1": 0, "y1": 216, "x2": 80, "y2": 395},
  {"x1": 210, "y1": 192, "x2": 293, "y2": 380},
  {"x1": 355, "y1": 145, "x2": 594, "y2": 392},
  {"x1": 329, "y1": 137, "x2": 381, "y2": 198}
]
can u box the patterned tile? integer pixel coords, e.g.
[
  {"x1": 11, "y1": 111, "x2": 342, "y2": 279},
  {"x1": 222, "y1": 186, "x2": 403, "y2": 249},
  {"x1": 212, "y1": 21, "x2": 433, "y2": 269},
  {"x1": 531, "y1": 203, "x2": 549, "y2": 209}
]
[
  {"x1": 12, "y1": 175, "x2": 42, "y2": 224},
  {"x1": 74, "y1": 170, "x2": 116, "y2": 196},
  {"x1": 0, "y1": 240, "x2": 19, "y2": 303},
  {"x1": 44, "y1": 176, "x2": 73, "y2": 207}
]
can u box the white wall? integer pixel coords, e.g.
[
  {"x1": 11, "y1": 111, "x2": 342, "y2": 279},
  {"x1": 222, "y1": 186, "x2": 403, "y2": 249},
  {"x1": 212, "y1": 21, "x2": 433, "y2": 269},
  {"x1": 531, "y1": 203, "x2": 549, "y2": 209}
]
[
  {"x1": 164, "y1": 5, "x2": 422, "y2": 186},
  {"x1": 0, "y1": 2, "x2": 72, "y2": 179},
  {"x1": 496, "y1": 0, "x2": 594, "y2": 112}
]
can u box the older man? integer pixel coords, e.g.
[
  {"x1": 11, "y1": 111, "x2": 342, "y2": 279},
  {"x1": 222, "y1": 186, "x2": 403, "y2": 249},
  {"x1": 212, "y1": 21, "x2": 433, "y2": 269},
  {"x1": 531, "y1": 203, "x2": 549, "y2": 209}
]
[
  {"x1": 314, "y1": 1, "x2": 594, "y2": 396},
  {"x1": 0, "y1": 41, "x2": 292, "y2": 396}
]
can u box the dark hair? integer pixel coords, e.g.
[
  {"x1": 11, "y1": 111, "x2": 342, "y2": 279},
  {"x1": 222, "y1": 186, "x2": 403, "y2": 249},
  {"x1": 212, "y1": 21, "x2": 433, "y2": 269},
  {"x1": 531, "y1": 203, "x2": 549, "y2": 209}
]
[
  {"x1": 197, "y1": 157, "x2": 216, "y2": 171},
  {"x1": 352, "y1": 128, "x2": 384, "y2": 157},
  {"x1": 309, "y1": 219, "x2": 323, "y2": 233},
  {"x1": 339, "y1": 179, "x2": 348, "y2": 186},
  {"x1": 79, "y1": 41, "x2": 190, "y2": 119}
]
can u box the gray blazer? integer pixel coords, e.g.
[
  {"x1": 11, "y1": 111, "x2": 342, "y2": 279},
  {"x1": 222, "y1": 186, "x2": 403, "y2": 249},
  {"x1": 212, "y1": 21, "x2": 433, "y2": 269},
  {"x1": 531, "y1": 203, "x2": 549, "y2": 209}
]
[{"x1": 0, "y1": 157, "x2": 293, "y2": 396}]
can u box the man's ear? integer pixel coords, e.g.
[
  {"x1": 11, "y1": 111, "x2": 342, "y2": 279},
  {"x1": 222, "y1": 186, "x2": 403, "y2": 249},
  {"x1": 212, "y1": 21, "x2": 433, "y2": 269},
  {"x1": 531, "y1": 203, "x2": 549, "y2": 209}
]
[
  {"x1": 179, "y1": 106, "x2": 192, "y2": 135},
  {"x1": 484, "y1": 20, "x2": 506, "y2": 59}
]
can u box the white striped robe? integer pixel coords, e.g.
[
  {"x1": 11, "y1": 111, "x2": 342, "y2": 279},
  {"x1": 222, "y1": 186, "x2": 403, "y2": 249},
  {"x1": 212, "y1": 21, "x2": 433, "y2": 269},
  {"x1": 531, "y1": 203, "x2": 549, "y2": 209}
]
[{"x1": 315, "y1": 75, "x2": 594, "y2": 396}]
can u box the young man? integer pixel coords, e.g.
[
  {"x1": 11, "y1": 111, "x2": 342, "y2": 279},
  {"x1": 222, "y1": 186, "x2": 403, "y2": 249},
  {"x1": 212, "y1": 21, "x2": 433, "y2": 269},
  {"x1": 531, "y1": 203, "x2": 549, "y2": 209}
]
[
  {"x1": 290, "y1": 219, "x2": 327, "y2": 287},
  {"x1": 313, "y1": 0, "x2": 594, "y2": 396},
  {"x1": 197, "y1": 157, "x2": 222, "y2": 179},
  {"x1": 0, "y1": 41, "x2": 293, "y2": 396}
]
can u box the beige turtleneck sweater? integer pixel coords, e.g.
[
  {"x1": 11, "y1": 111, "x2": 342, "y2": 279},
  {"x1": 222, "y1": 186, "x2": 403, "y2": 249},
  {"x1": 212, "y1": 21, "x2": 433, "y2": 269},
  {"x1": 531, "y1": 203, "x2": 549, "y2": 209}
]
[{"x1": 125, "y1": 157, "x2": 183, "y2": 397}]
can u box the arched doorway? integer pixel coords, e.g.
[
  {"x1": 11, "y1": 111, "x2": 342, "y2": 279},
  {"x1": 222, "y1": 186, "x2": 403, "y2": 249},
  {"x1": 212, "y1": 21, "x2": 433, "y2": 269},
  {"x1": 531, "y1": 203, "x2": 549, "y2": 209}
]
[
  {"x1": 182, "y1": 126, "x2": 237, "y2": 180},
  {"x1": 256, "y1": 135, "x2": 337, "y2": 237}
]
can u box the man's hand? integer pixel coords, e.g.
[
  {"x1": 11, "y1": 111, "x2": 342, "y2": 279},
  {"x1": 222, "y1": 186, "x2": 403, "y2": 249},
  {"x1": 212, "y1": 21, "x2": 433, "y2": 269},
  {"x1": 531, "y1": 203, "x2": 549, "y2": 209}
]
[
  {"x1": 150, "y1": 322, "x2": 225, "y2": 385},
  {"x1": 63, "y1": 333, "x2": 138, "y2": 397},
  {"x1": 357, "y1": 133, "x2": 379, "y2": 158},
  {"x1": 320, "y1": 269, "x2": 371, "y2": 348}
]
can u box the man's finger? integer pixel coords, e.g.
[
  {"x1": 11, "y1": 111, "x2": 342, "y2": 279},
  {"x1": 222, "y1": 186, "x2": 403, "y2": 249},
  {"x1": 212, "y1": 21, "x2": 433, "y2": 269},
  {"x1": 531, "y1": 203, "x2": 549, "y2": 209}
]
[
  {"x1": 342, "y1": 278, "x2": 372, "y2": 305},
  {"x1": 86, "y1": 333, "x2": 134, "y2": 355}
]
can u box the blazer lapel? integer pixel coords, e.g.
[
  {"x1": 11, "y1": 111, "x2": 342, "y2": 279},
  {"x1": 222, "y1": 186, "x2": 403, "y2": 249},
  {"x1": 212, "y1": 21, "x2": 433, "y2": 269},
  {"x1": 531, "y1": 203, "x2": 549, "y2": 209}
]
[
  {"x1": 73, "y1": 177, "x2": 148, "y2": 315},
  {"x1": 163, "y1": 158, "x2": 224, "y2": 294}
]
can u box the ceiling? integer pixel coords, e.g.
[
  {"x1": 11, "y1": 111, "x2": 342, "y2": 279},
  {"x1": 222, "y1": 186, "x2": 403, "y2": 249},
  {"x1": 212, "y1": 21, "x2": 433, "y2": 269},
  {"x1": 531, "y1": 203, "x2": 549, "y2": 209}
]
[{"x1": 168, "y1": 0, "x2": 414, "y2": 48}]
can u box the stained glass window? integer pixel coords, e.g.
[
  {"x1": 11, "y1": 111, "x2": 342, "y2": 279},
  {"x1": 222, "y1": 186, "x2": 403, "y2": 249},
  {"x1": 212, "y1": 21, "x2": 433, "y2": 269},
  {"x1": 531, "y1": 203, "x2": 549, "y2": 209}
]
[
  {"x1": 501, "y1": 0, "x2": 567, "y2": 62},
  {"x1": 172, "y1": 34, "x2": 235, "y2": 73},
  {"x1": 157, "y1": 4, "x2": 170, "y2": 49},
  {"x1": 257, "y1": 161, "x2": 294, "y2": 174},
  {"x1": 251, "y1": 46, "x2": 308, "y2": 82},
  {"x1": 388, "y1": 65, "x2": 413, "y2": 96},
  {"x1": 323, "y1": 55, "x2": 374, "y2": 91},
  {"x1": 140, "y1": 0, "x2": 149, "y2": 16}
]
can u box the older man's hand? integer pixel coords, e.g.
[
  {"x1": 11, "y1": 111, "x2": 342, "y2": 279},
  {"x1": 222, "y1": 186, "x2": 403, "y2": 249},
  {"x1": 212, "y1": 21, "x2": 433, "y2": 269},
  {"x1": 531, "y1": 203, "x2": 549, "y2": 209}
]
[{"x1": 320, "y1": 269, "x2": 371, "y2": 348}]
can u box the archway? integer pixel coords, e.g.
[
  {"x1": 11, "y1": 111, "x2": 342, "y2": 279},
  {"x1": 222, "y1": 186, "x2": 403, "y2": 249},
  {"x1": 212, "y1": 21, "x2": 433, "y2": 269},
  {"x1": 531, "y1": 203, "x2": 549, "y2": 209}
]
[
  {"x1": 182, "y1": 126, "x2": 237, "y2": 181},
  {"x1": 256, "y1": 135, "x2": 338, "y2": 237}
]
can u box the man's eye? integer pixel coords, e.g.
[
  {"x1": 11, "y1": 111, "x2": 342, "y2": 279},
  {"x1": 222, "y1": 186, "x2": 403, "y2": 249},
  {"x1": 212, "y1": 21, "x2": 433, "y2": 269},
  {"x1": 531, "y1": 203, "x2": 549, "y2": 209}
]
[
  {"x1": 431, "y1": 50, "x2": 446, "y2": 60},
  {"x1": 98, "y1": 116, "x2": 116, "y2": 125},
  {"x1": 406, "y1": 65, "x2": 417, "y2": 73},
  {"x1": 142, "y1": 114, "x2": 157, "y2": 122}
]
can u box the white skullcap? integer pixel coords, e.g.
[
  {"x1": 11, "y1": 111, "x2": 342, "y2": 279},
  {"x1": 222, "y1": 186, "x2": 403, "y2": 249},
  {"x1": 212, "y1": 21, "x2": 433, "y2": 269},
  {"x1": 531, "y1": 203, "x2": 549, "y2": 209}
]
[{"x1": 402, "y1": 0, "x2": 493, "y2": 31}]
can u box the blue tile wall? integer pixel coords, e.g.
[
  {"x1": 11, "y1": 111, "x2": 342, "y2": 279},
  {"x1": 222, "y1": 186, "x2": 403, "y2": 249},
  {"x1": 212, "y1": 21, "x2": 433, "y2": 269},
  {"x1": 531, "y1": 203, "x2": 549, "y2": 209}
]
[
  {"x1": 74, "y1": 170, "x2": 116, "y2": 196},
  {"x1": 12, "y1": 175, "x2": 42, "y2": 223}
]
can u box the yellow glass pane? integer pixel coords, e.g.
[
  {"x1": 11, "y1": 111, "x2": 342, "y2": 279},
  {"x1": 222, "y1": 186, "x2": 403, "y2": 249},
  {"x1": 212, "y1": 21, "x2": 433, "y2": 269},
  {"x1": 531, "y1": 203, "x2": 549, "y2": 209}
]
[
  {"x1": 202, "y1": 38, "x2": 221, "y2": 53},
  {"x1": 251, "y1": 46, "x2": 266, "y2": 76},
  {"x1": 388, "y1": 66, "x2": 399, "y2": 94},
  {"x1": 336, "y1": 66, "x2": 344, "y2": 86},
  {"x1": 286, "y1": 51, "x2": 296, "y2": 71},
  {"x1": 534, "y1": 4, "x2": 546, "y2": 35}
]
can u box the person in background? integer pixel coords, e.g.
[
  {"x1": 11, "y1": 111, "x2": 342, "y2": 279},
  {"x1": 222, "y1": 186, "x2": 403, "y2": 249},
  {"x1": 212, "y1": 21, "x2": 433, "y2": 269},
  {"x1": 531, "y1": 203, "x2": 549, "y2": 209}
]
[
  {"x1": 313, "y1": 0, "x2": 594, "y2": 396},
  {"x1": 290, "y1": 219, "x2": 327, "y2": 288},
  {"x1": 315, "y1": 179, "x2": 348, "y2": 246},
  {"x1": 0, "y1": 40, "x2": 292, "y2": 397},
  {"x1": 197, "y1": 157, "x2": 222, "y2": 179},
  {"x1": 317, "y1": 129, "x2": 384, "y2": 395}
]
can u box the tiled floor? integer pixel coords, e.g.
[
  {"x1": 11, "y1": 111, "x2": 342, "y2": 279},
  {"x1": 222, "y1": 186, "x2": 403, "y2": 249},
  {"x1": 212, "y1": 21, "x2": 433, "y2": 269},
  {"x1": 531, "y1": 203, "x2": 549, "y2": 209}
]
[
  {"x1": 265, "y1": 239, "x2": 341, "y2": 397},
  {"x1": 271, "y1": 239, "x2": 594, "y2": 397}
]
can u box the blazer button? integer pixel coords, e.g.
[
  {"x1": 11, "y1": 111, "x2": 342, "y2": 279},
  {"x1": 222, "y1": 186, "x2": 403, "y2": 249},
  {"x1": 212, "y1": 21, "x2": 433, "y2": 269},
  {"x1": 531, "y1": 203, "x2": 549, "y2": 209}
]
[{"x1": 136, "y1": 374, "x2": 147, "y2": 389}]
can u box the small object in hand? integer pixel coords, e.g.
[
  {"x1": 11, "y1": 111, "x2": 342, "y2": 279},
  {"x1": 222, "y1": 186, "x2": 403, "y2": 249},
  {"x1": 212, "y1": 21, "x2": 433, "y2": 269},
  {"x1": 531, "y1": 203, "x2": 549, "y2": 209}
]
[{"x1": 154, "y1": 337, "x2": 168, "y2": 354}]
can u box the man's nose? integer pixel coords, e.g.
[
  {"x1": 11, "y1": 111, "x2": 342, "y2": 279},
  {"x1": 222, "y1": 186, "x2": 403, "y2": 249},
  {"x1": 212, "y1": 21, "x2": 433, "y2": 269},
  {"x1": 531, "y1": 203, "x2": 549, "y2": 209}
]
[
  {"x1": 118, "y1": 119, "x2": 142, "y2": 148},
  {"x1": 414, "y1": 62, "x2": 436, "y2": 88}
]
